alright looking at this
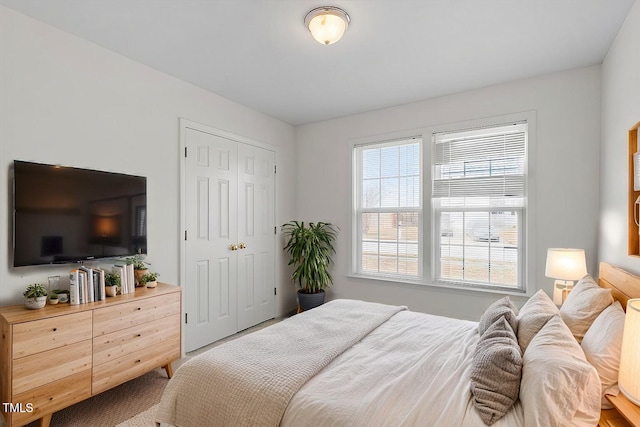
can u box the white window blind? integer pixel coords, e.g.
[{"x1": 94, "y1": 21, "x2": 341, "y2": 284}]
[{"x1": 433, "y1": 123, "x2": 526, "y2": 205}]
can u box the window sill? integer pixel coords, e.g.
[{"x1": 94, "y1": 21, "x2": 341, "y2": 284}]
[{"x1": 346, "y1": 273, "x2": 532, "y2": 298}]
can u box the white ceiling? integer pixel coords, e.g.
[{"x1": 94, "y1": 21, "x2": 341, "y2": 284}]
[{"x1": 0, "y1": 0, "x2": 635, "y2": 126}]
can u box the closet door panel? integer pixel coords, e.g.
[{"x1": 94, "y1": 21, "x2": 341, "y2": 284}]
[
  {"x1": 237, "y1": 143, "x2": 276, "y2": 331},
  {"x1": 184, "y1": 128, "x2": 238, "y2": 351}
]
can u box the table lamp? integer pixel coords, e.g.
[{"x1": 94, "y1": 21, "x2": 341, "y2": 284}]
[
  {"x1": 619, "y1": 299, "x2": 640, "y2": 406},
  {"x1": 545, "y1": 248, "x2": 588, "y2": 305}
]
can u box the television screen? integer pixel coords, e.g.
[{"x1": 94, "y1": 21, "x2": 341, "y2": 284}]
[{"x1": 13, "y1": 161, "x2": 147, "y2": 267}]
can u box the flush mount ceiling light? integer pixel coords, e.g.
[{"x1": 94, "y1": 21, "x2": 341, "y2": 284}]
[{"x1": 304, "y1": 6, "x2": 350, "y2": 45}]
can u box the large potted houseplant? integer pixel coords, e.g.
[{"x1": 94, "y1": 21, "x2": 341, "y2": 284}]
[{"x1": 282, "y1": 220, "x2": 338, "y2": 312}]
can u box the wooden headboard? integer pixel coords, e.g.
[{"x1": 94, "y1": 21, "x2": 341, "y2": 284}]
[{"x1": 598, "y1": 262, "x2": 640, "y2": 309}]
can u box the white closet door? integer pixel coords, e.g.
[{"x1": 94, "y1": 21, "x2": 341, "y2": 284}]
[
  {"x1": 184, "y1": 128, "x2": 239, "y2": 351},
  {"x1": 183, "y1": 122, "x2": 276, "y2": 352},
  {"x1": 237, "y1": 143, "x2": 276, "y2": 331}
]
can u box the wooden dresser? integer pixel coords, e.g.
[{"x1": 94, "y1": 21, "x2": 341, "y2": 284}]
[{"x1": 0, "y1": 283, "x2": 181, "y2": 427}]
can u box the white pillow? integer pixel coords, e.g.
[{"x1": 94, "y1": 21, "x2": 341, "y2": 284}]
[
  {"x1": 516, "y1": 289, "x2": 558, "y2": 352},
  {"x1": 520, "y1": 315, "x2": 601, "y2": 427},
  {"x1": 581, "y1": 300, "x2": 625, "y2": 409},
  {"x1": 560, "y1": 275, "x2": 613, "y2": 343}
]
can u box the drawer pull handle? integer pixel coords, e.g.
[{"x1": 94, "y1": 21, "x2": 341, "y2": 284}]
[
  {"x1": 52, "y1": 328, "x2": 57, "y2": 332},
  {"x1": 135, "y1": 359, "x2": 141, "y2": 363},
  {"x1": 137, "y1": 307, "x2": 141, "y2": 311},
  {"x1": 137, "y1": 334, "x2": 141, "y2": 337}
]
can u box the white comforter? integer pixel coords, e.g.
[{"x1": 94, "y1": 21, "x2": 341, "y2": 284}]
[
  {"x1": 281, "y1": 310, "x2": 524, "y2": 427},
  {"x1": 157, "y1": 298, "x2": 602, "y2": 427},
  {"x1": 156, "y1": 299, "x2": 406, "y2": 427}
]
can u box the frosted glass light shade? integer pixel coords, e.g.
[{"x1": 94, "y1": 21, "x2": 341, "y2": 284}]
[
  {"x1": 305, "y1": 6, "x2": 350, "y2": 45},
  {"x1": 545, "y1": 248, "x2": 587, "y2": 280},
  {"x1": 619, "y1": 299, "x2": 640, "y2": 405}
]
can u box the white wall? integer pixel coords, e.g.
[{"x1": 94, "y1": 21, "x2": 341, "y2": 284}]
[
  {"x1": 295, "y1": 66, "x2": 602, "y2": 320},
  {"x1": 0, "y1": 7, "x2": 298, "y2": 316},
  {"x1": 600, "y1": 1, "x2": 640, "y2": 274},
  {"x1": 0, "y1": 4, "x2": 611, "y2": 323}
]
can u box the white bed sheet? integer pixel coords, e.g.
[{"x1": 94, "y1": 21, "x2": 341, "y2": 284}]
[{"x1": 281, "y1": 310, "x2": 524, "y2": 427}]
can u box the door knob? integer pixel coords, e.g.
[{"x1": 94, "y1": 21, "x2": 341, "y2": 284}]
[
  {"x1": 239, "y1": 243, "x2": 246, "y2": 249},
  {"x1": 230, "y1": 244, "x2": 238, "y2": 251}
]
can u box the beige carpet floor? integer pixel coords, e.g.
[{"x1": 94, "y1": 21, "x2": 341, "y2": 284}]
[
  {"x1": 28, "y1": 318, "x2": 280, "y2": 427},
  {"x1": 115, "y1": 404, "x2": 158, "y2": 427},
  {"x1": 47, "y1": 367, "x2": 180, "y2": 427}
]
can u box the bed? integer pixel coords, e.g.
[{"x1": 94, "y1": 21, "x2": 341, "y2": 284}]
[{"x1": 156, "y1": 262, "x2": 639, "y2": 427}]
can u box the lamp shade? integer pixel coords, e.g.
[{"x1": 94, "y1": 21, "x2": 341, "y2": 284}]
[
  {"x1": 545, "y1": 248, "x2": 587, "y2": 280},
  {"x1": 619, "y1": 299, "x2": 640, "y2": 405},
  {"x1": 305, "y1": 6, "x2": 350, "y2": 45}
]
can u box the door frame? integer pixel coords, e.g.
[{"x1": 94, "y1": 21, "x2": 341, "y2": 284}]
[{"x1": 178, "y1": 118, "x2": 279, "y2": 355}]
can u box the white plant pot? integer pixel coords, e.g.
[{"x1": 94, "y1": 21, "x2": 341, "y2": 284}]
[
  {"x1": 24, "y1": 296, "x2": 47, "y2": 310},
  {"x1": 146, "y1": 281, "x2": 157, "y2": 288},
  {"x1": 105, "y1": 286, "x2": 119, "y2": 297}
]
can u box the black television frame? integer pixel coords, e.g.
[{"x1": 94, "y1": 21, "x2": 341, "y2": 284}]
[{"x1": 12, "y1": 160, "x2": 147, "y2": 267}]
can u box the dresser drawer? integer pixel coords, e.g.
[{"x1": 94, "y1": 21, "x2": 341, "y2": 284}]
[
  {"x1": 92, "y1": 332, "x2": 180, "y2": 394},
  {"x1": 93, "y1": 292, "x2": 180, "y2": 336},
  {"x1": 93, "y1": 313, "x2": 180, "y2": 366},
  {"x1": 12, "y1": 311, "x2": 92, "y2": 359},
  {"x1": 11, "y1": 370, "x2": 91, "y2": 426},
  {"x1": 12, "y1": 340, "x2": 92, "y2": 395}
]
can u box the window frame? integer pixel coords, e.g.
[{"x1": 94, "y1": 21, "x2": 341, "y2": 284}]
[
  {"x1": 431, "y1": 121, "x2": 528, "y2": 293},
  {"x1": 349, "y1": 112, "x2": 536, "y2": 296},
  {"x1": 352, "y1": 136, "x2": 424, "y2": 281}
]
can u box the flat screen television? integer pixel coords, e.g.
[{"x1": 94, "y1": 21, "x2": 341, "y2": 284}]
[{"x1": 12, "y1": 160, "x2": 147, "y2": 267}]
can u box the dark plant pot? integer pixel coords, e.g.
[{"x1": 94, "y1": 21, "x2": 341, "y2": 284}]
[{"x1": 298, "y1": 290, "x2": 326, "y2": 312}]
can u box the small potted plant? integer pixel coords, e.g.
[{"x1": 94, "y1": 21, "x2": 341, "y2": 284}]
[
  {"x1": 53, "y1": 289, "x2": 70, "y2": 303},
  {"x1": 124, "y1": 255, "x2": 150, "y2": 286},
  {"x1": 139, "y1": 272, "x2": 159, "y2": 288},
  {"x1": 105, "y1": 272, "x2": 121, "y2": 297},
  {"x1": 282, "y1": 220, "x2": 338, "y2": 312},
  {"x1": 23, "y1": 284, "x2": 48, "y2": 310},
  {"x1": 48, "y1": 292, "x2": 59, "y2": 305}
]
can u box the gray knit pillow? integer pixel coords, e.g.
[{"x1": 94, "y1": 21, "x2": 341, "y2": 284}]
[
  {"x1": 478, "y1": 296, "x2": 519, "y2": 336},
  {"x1": 471, "y1": 317, "x2": 523, "y2": 426}
]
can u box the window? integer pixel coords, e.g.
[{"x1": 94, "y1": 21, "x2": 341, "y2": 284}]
[
  {"x1": 353, "y1": 138, "x2": 422, "y2": 278},
  {"x1": 352, "y1": 119, "x2": 529, "y2": 293},
  {"x1": 433, "y1": 122, "x2": 527, "y2": 291}
]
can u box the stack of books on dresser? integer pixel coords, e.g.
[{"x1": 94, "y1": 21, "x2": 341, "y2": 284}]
[
  {"x1": 112, "y1": 263, "x2": 136, "y2": 294},
  {"x1": 69, "y1": 264, "x2": 135, "y2": 305},
  {"x1": 69, "y1": 266, "x2": 105, "y2": 305}
]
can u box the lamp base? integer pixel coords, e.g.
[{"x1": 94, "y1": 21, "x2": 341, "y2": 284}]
[
  {"x1": 620, "y1": 385, "x2": 640, "y2": 407},
  {"x1": 552, "y1": 280, "x2": 574, "y2": 306}
]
